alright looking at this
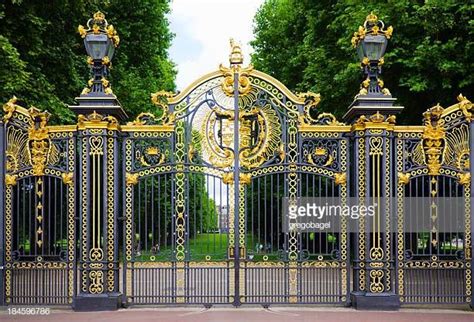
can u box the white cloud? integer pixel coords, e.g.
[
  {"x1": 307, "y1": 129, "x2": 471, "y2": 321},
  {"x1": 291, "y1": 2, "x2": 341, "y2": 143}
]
[{"x1": 169, "y1": 0, "x2": 264, "y2": 90}]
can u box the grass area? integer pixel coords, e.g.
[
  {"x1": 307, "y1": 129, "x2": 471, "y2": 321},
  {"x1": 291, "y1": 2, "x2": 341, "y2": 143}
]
[{"x1": 133, "y1": 233, "x2": 259, "y2": 261}]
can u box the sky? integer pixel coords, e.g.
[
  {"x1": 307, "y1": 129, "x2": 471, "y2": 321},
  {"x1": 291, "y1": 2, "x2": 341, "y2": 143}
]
[{"x1": 168, "y1": 0, "x2": 264, "y2": 91}]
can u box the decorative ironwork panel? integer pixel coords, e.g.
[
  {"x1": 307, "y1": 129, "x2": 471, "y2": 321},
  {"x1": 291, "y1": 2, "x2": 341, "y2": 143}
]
[
  {"x1": 2, "y1": 99, "x2": 76, "y2": 305},
  {"x1": 395, "y1": 99, "x2": 473, "y2": 304},
  {"x1": 1, "y1": 61, "x2": 473, "y2": 311}
]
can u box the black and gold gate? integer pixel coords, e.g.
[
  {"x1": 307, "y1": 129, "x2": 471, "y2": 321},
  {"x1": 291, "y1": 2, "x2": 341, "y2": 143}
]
[
  {"x1": 1, "y1": 11, "x2": 473, "y2": 310},
  {"x1": 122, "y1": 41, "x2": 349, "y2": 306},
  {"x1": 1, "y1": 101, "x2": 77, "y2": 305}
]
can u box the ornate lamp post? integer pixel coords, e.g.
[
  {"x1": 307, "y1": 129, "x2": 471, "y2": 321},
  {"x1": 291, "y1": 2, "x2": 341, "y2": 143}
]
[
  {"x1": 343, "y1": 12, "x2": 403, "y2": 123},
  {"x1": 70, "y1": 11, "x2": 127, "y2": 121},
  {"x1": 71, "y1": 11, "x2": 123, "y2": 311},
  {"x1": 346, "y1": 13, "x2": 402, "y2": 311},
  {"x1": 352, "y1": 12, "x2": 392, "y2": 96},
  {"x1": 78, "y1": 11, "x2": 118, "y2": 95}
]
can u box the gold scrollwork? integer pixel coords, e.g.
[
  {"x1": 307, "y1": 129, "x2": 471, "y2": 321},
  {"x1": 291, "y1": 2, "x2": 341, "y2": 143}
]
[
  {"x1": 351, "y1": 12, "x2": 393, "y2": 48},
  {"x1": 3, "y1": 96, "x2": 18, "y2": 123},
  {"x1": 151, "y1": 90, "x2": 176, "y2": 125},
  {"x1": 444, "y1": 123, "x2": 470, "y2": 171},
  {"x1": 78, "y1": 11, "x2": 119, "y2": 46},
  {"x1": 369, "y1": 269, "x2": 385, "y2": 293},
  {"x1": 88, "y1": 270, "x2": 104, "y2": 294},
  {"x1": 129, "y1": 112, "x2": 157, "y2": 126},
  {"x1": 201, "y1": 104, "x2": 281, "y2": 170},
  {"x1": 458, "y1": 172, "x2": 471, "y2": 186},
  {"x1": 27, "y1": 108, "x2": 52, "y2": 176},
  {"x1": 219, "y1": 39, "x2": 253, "y2": 97},
  {"x1": 353, "y1": 112, "x2": 396, "y2": 130},
  {"x1": 77, "y1": 111, "x2": 119, "y2": 130},
  {"x1": 89, "y1": 247, "x2": 104, "y2": 261},
  {"x1": 298, "y1": 92, "x2": 321, "y2": 125},
  {"x1": 457, "y1": 94, "x2": 473, "y2": 121},
  {"x1": 422, "y1": 104, "x2": 446, "y2": 176},
  {"x1": 370, "y1": 247, "x2": 384, "y2": 261}
]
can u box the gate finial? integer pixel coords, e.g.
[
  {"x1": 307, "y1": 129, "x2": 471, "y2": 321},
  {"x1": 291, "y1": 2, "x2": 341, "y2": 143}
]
[
  {"x1": 229, "y1": 38, "x2": 243, "y2": 65},
  {"x1": 70, "y1": 11, "x2": 128, "y2": 121}
]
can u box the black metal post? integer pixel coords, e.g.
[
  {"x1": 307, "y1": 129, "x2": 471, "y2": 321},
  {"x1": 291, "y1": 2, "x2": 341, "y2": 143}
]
[
  {"x1": 0, "y1": 121, "x2": 5, "y2": 306},
  {"x1": 470, "y1": 121, "x2": 474, "y2": 310},
  {"x1": 72, "y1": 123, "x2": 122, "y2": 311},
  {"x1": 233, "y1": 70, "x2": 241, "y2": 307}
]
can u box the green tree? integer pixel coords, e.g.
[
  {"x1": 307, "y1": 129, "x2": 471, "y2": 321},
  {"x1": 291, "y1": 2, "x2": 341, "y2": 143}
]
[
  {"x1": 251, "y1": 0, "x2": 474, "y2": 123},
  {"x1": 0, "y1": 0, "x2": 175, "y2": 123}
]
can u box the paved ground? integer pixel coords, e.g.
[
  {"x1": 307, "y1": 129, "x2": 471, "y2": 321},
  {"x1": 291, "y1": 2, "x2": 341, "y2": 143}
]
[{"x1": 1, "y1": 306, "x2": 474, "y2": 322}]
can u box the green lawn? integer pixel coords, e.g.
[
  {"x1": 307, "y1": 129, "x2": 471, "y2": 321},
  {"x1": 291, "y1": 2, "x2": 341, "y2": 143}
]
[{"x1": 133, "y1": 233, "x2": 259, "y2": 261}]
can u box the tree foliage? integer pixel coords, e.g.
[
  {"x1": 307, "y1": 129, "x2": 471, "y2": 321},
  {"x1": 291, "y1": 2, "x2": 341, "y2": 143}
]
[
  {"x1": 0, "y1": 0, "x2": 175, "y2": 124},
  {"x1": 251, "y1": 0, "x2": 474, "y2": 123}
]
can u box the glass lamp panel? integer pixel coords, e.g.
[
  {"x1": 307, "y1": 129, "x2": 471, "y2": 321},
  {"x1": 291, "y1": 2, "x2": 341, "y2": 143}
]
[
  {"x1": 106, "y1": 40, "x2": 115, "y2": 60},
  {"x1": 84, "y1": 34, "x2": 109, "y2": 60},
  {"x1": 363, "y1": 35, "x2": 387, "y2": 61},
  {"x1": 356, "y1": 44, "x2": 365, "y2": 61}
]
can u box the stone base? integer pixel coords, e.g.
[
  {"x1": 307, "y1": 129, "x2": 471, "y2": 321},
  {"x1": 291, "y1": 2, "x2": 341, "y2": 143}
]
[
  {"x1": 351, "y1": 291, "x2": 400, "y2": 311},
  {"x1": 343, "y1": 95, "x2": 404, "y2": 123},
  {"x1": 72, "y1": 293, "x2": 122, "y2": 311},
  {"x1": 69, "y1": 94, "x2": 128, "y2": 121}
]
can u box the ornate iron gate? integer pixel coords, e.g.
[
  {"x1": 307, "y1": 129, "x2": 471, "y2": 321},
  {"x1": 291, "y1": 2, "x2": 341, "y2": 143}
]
[
  {"x1": 395, "y1": 101, "x2": 473, "y2": 304},
  {"x1": 1, "y1": 101, "x2": 77, "y2": 305},
  {"x1": 121, "y1": 43, "x2": 350, "y2": 305},
  {"x1": 0, "y1": 23, "x2": 473, "y2": 309}
]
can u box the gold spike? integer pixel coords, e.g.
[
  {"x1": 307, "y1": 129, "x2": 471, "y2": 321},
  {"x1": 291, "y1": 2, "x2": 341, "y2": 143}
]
[
  {"x1": 37, "y1": 227, "x2": 43, "y2": 234},
  {"x1": 37, "y1": 215, "x2": 43, "y2": 223},
  {"x1": 37, "y1": 240, "x2": 43, "y2": 247},
  {"x1": 37, "y1": 202, "x2": 43, "y2": 209}
]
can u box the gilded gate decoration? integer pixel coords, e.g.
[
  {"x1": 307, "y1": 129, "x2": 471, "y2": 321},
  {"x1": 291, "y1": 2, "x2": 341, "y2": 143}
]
[
  {"x1": 395, "y1": 95, "x2": 473, "y2": 304},
  {"x1": 1, "y1": 12, "x2": 474, "y2": 310},
  {"x1": 2, "y1": 97, "x2": 77, "y2": 304},
  {"x1": 120, "y1": 40, "x2": 350, "y2": 305}
]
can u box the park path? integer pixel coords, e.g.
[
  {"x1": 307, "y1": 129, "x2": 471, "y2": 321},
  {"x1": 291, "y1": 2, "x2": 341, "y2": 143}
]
[{"x1": 1, "y1": 307, "x2": 474, "y2": 322}]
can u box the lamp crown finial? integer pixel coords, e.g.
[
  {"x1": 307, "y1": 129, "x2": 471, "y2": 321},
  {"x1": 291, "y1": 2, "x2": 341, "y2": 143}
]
[
  {"x1": 366, "y1": 12, "x2": 378, "y2": 24},
  {"x1": 229, "y1": 38, "x2": 243, "y2": 65},
  {"x1": 93, "y1": 11, "x2": 105, "y2": 22}
]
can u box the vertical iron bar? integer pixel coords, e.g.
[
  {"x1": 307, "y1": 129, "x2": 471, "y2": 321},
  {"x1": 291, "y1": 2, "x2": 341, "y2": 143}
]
[
  {"x1": 0, "y1": 121, "x2": 5, "y2": 305},
  {"x1": 233, "y1": 70, "x2": 240, "y2": 306},
  {"x1": 470, "y1": 121, "x2": 474, "y2": 309}
]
